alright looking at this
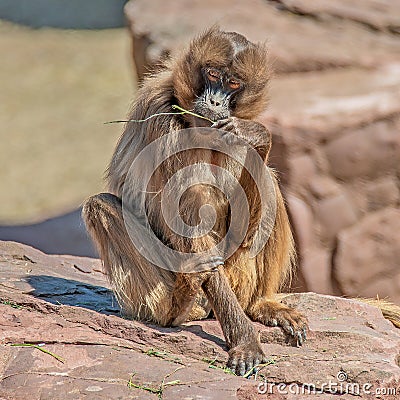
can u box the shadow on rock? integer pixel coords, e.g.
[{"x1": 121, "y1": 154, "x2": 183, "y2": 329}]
[
  {"x1": 180, "y1": 323, "x2": 226, "y2": 350},
  {"x1": 147, "y1": 321, "x2": 227, "y2": 351},
  {"x1": 26, "y1": 274, "x2": 120, "y2": 316},
  {"x1": 27, "y1": 274, "x2": 226, "y2": 350}
]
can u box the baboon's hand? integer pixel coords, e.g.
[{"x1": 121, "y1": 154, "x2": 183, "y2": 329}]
[
  {"x1": 212, "y1": 117, "x2": 271, "y2": 160},
  {"x1": 182, "y1": 255, "x2": 224, "y2": 274},
  {"x1": 227, "y1": 341, "x2": 269, "y2": 376},
  {"x1": 212, "y1": 117, "x2": 270, "y2": 146},
  {"x1": 187, "y1": 257, "x2": 224, "y2": 287},
  {"x1": 197, "y1": 255, "x2": 224, "y2": 271}
]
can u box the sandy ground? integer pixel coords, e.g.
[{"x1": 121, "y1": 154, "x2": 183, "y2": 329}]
[{"x1": 0, "y1": 20, "x2": 136, "y2": 223}]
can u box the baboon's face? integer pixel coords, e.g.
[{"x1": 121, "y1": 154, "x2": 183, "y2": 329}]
[
  {"x1": 173, "y1": 29, "x2": 270, "y2": 122},
  {"x1": 193, "y1": 65, "x2": 243, "y2": 121}
]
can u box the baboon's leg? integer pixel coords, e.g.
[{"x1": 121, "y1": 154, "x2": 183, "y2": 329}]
[
  {"x1": 82, "y1": 193, "x2": 214, "y2": 325},
  {"x1": 165, "y1": 183, "x2": 227, "y2": 325},
  {"x1": 201, "y1": 268, "x2": 268, "y2": 376},
  {"x1": 245, "y1": 181, "x2": 308, "y2": 345}
]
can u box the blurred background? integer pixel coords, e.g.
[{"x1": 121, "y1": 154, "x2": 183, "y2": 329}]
[
  {"x1": 0, "y1": 0, "x2": 135, "y2": 256},
  {"x1": 0, "y1": 0, "x2": 399, "y2": 303}
]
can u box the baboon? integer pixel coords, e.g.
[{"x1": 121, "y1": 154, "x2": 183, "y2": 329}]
[{"x1": 83, "y1": 27, "x2": 308, "y2": 376}]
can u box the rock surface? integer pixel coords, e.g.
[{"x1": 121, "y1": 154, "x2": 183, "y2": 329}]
[
  {"x1": 1, "y1": 241, "x2": 400, "y2": 399},
  {"x1": 125, "y1": 0, "x2": 400, "y2": 79},
  {"x1": 124, "y1": 0, "x2": 400, "y2": 304},
  {"x1": 334, "y1": 208, "x2": 400, "y2": 301},
  {"x1": 265, "y1": 66, "x2": 400, "y2": 303},
  {"x1": 272, "y1": 0, "x2": 400, "y2": 33}
]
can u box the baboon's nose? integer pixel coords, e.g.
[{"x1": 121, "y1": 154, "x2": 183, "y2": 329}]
[
  {"x1": 210, "y1": 97, "x2": 221, "y2": 107},
  {"x1": 208, "y1": 92, "x2": 225, "y2": 109}
]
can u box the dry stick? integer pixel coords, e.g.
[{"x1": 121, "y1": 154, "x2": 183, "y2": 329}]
[{"x1": 104, "y1": 105, "x2": 214, "y2": 125}]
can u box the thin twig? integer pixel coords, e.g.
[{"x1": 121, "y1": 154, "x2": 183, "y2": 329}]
[
  {"x1": 11, "y1": 343, "x2": 65, "y2": 363},
  {"x1": 161, "y1": 366, "x2": 185, "y2": 388},
  {"x1": 243, "y1": 359, "x2": 276, "y2": 379},
  {"x1": 172, "y1": 105, "x2": 214, "y2": 123},
  {"x1": 104, "y1": 105, "x2": 213, "y2": 125},
  {"x1": 1, "y1": 370, "x2": 126, "y2": 385}
]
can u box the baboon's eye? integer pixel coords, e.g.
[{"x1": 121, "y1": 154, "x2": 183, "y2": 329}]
[
  {"x1": 207, "y1": 68, "x2": 221, "y2": 82},
  {"x1": 228, "y1": 79, "x2": 241, "y2": 90}
]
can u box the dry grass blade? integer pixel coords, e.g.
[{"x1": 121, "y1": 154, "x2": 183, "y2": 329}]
[
  {"x1": 11, "y1": 343, "x2": 65, "y2": 363},
  {"x1": 104, "y1": 105, "x2": 214, "y2": 124}
]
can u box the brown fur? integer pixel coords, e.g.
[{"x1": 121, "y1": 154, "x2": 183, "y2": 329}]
[{"x1": 83, "y1": 27, "x2": 307, "y2": 375}]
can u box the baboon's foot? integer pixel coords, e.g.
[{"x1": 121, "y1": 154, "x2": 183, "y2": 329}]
[
  {"x1": 248, "y1": 300, "x2": 308, "y2": 346},
  {"x1": 227, "y1": 340, "x2": 269, "y2": 376}
]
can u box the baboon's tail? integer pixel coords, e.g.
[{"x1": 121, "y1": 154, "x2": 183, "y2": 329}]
[
  {"x1": 276, "y1": 294, "x2": 400, "y2": 329},
  {"x1": 358, "y1": 298, "x2": 400, "y2": 328}
]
